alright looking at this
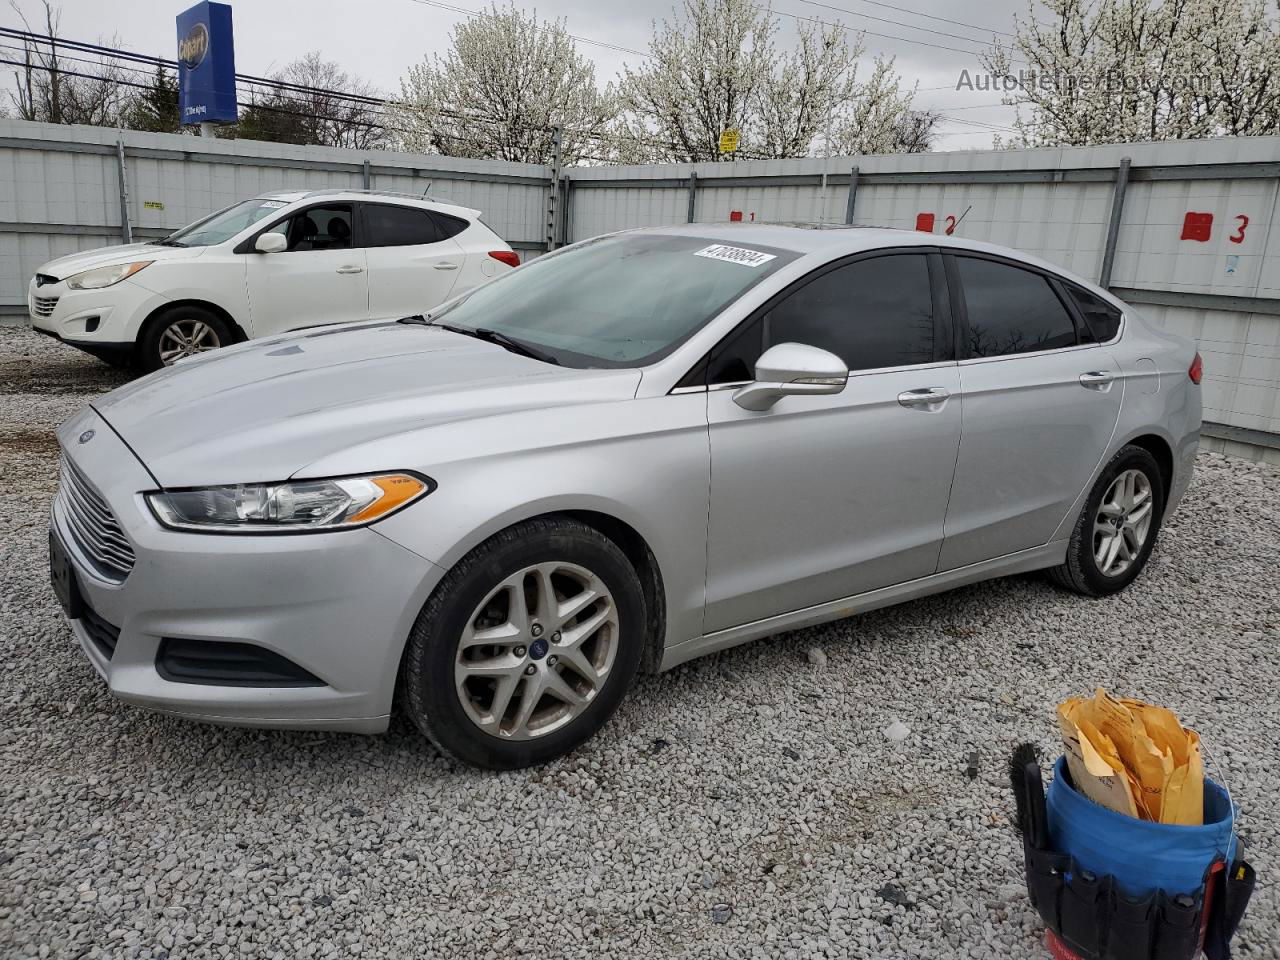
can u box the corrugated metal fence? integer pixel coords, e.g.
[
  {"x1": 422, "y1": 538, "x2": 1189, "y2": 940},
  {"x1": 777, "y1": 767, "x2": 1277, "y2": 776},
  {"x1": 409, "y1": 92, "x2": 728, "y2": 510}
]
[{"x1": 2, "y1": 119, "x2": 1277, "y2": 460}]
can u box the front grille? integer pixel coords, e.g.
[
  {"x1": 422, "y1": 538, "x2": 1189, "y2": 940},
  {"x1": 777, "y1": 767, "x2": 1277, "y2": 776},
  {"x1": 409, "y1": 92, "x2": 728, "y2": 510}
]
[
  {"x1": 31, "y1": 294, "x2": 59, "y2": 318},
  {"x1": 82, "y1": 605, "x2": 120, "y2": 660},
  {"x1": 57, "y1": 455, "x2": 135, "y2": 582}
]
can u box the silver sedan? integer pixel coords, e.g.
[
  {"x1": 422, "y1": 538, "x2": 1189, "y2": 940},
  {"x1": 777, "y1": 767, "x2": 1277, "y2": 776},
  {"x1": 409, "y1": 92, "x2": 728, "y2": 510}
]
[{"x1": 50, "y1": 226, "x2": 1202, "y2": 768}]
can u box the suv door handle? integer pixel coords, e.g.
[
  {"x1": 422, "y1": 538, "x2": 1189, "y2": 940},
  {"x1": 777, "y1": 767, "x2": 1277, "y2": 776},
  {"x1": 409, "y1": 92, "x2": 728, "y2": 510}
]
[
  {"x1": 1079, "y1": 370, "x2": 1114, "y2": 389},
  {"x1": 335, "y1": 265, "x2": 364, "y2": 275},
  {"x1": 897, "y1": 387, "x2": 951, "y2": 408},
  {"x1": 433, "y1": 261, "x2": 460, "y2": 270}
]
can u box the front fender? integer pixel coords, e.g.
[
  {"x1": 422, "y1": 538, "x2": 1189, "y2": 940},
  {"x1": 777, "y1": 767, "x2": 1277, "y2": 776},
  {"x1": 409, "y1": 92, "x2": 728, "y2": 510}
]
[{"x1": 359, "y1": 393, "x2": 712, "y2": 650}]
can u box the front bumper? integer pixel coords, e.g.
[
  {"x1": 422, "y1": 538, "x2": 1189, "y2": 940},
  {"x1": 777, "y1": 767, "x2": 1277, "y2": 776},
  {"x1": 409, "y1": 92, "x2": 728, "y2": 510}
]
[
  {"x1": 52, "y1": 407, "x2": 444, "y2": 733},
  {"x1": 28, "y1": 275, "x2": 161, "y2": 345}
]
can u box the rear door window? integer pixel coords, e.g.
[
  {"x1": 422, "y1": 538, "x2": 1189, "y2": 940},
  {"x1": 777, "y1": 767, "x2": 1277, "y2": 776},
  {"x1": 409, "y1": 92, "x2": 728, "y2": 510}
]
[
  {"x1": 956, "y1": 257, "x2": 1078, "y2": 358},
  {"x1": 362, "y1": 204, "x2": 444, "y2": 247}
]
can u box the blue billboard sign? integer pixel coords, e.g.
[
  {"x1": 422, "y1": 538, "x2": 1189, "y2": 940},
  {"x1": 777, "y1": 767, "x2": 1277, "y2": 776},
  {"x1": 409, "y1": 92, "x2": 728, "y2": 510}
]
[{"x1": 176, "y1": 1, "x2": 238, "y2": 125}]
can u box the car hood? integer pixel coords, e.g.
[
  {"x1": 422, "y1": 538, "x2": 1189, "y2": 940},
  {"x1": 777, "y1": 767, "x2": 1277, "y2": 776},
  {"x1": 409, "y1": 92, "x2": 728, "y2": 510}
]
[
  {"x1": 38, "y1": 242, "x2": 205, "y2": 279},
  {"x1": 91, "y1": 321, "x2": 643, "y2": 487}
]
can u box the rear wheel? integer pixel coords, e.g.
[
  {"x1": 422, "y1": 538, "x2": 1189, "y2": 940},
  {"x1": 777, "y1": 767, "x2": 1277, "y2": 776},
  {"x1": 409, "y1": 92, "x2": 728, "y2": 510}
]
[
  {"x1": 137, "y1": 306, "x2": 233, "y2": 372},
  {"x1": 1049, "y1": 444, "x2": 1165, "y2": 597},
  {"x1": 401, "y1": 517, "x2": 646, "y2": 769}
]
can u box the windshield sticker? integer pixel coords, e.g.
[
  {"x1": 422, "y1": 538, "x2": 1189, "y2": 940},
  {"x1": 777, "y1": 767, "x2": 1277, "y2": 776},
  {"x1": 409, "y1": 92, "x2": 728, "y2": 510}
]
[
  {"x1": 694, "y1": 244, "x2": 777, "y2": 268},
  {"x1": 259, "y1": 200, "x2": 288, "y2": 209}
]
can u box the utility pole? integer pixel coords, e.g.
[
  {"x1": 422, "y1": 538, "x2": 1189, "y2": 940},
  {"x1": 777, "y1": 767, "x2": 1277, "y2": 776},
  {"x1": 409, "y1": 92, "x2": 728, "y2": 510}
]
[{"x1": 546, "y1": 125, "x2": 563, "y2": 251}]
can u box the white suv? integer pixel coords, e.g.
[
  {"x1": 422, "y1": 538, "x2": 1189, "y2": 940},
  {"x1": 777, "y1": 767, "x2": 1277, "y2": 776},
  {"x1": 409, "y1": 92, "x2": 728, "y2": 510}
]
[{"x1": 28, "y1": 189, "x2": 518, "y2": 370}]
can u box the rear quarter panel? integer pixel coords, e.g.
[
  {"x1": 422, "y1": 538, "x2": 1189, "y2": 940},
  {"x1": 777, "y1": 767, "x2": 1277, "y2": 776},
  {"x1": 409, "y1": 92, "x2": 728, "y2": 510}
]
[{"x1": 1050, "y1": 306, "x2": 1201, "y2": 541}]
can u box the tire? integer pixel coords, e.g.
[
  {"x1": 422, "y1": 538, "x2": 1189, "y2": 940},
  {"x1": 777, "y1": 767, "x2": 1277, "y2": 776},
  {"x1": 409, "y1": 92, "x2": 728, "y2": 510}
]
[
  {"x1": 401, "y1": 517, "x2": 646, "y2": 770},
  {"x1": 1048, "y1": 444, "x2": 1166, "y2": 597},
  {"x1": 136, "y1": 306, "x2": 234, "y2": 372}
]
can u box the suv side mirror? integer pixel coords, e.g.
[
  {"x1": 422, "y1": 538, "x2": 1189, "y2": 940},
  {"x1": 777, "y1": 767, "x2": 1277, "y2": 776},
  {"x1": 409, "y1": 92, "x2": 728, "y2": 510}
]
[
  {"x1": 254, "y1": 232, "x2": 288, "y2": 254},
  {"x1": 732, "y1": 342, "x2": 848, "y2": 411}
]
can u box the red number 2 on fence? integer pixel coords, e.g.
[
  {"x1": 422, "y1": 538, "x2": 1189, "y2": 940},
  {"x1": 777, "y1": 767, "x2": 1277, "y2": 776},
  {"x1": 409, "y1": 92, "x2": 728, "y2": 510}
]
[
  {"x1": 1230, "y1": 215, "x2": 1249, "y2": 244},
  {"x1": 944, "y1": 215, "x2": 957, "y2": 236}
]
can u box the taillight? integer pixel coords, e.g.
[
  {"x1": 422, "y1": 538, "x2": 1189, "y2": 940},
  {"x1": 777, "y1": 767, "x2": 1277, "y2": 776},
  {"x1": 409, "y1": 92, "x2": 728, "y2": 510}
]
[
  {"x1": 1188, "y1": 352, "x2": 1203, "y2": 384},
  {"x1": 488, "y1": 250, "x2": 520, "y2": 268}
]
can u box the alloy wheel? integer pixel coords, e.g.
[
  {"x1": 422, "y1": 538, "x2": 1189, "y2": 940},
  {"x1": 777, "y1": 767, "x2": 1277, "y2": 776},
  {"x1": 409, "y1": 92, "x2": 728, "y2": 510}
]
[
  {"x1": 455, "y1": 561, "x2": 619, "y2": 740},
  {"x1": 1093, "y1": 468, "x2": 1155, "y2": 577},
  {"x1": 158, "y1": 318, "x2": 221, "y2": 364}
]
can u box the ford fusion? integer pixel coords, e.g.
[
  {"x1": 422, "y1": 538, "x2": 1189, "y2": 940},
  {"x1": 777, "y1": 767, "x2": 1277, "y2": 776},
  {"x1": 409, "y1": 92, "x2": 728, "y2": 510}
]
[{"x1": 50, "y1": 227, "x2": 1202, "y2": 769}]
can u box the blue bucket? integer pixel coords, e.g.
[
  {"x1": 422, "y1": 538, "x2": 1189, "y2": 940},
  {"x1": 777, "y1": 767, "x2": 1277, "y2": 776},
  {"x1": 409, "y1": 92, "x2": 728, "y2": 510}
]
[{"x1": 1046, "y1": 756, "x2": 1235, "y2": 898}]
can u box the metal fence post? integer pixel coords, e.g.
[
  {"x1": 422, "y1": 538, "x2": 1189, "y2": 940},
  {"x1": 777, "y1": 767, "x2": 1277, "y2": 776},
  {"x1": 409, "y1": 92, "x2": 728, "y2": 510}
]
[
  {"x1": 559, "y1": 174, "x2": 572, "y2": 247},
  {"x1": 845, "y1": 165, "x2": 859, "y2": 225},
  {"x1": 686, "y1": 171, "x2": 698, "y2": 223},
  {"x1": 115, "y1": 132, "x2": 132, "y2": 244},
  {"x1": 546, "y1": 126, "x2": 563, "y2": 251},
  {"x1": 1099, "y1": 156, "x2": 1131, "y2": 289},
  {"x1": 362, "y1": 159, "x2": 371, "y2": 190}
]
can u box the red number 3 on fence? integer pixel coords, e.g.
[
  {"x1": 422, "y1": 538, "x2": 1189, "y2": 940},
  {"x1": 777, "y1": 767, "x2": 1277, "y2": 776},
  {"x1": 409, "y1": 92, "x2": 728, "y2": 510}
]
[{"x1": 1230, "y1": 215, "x2": 1249, "y2": 244}]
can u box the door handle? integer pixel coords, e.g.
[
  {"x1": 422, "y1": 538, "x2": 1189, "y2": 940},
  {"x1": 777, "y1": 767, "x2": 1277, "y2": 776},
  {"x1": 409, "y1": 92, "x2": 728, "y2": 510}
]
[
  {"x1": 1079, "y1": 370, "x2": 1114, "y2": 389},
  {"x1": 335, "y1": 265, "x2": 364, "y2": 275},
  {"x1": 433, "y1": 261, "x2": 460, "y2": 270},
  {"x1": 897, "y1": 387, "x2": 951, "y2": 408}
]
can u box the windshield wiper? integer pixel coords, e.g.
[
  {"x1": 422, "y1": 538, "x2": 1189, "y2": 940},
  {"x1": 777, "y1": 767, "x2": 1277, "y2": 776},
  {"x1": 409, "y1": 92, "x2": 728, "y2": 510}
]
[
  {"x1": 425, "y1": 321, "x2": 561, "y2": 366},
  {"x1": 398, "y1": 314, "x2": 431, "y2": 325},
  {"x1": 149, "y1": 238, "x2": 187, "y2": 247}
]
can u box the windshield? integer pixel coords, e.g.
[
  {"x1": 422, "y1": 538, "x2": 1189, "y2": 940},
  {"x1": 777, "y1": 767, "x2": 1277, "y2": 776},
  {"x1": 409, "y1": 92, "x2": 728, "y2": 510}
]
[
  {"x1": 157, "y1": 198, "x2": 291, "y2": 247},
  {"x1": 429, "y1": 233, "x2": 799, "y2": 367}
]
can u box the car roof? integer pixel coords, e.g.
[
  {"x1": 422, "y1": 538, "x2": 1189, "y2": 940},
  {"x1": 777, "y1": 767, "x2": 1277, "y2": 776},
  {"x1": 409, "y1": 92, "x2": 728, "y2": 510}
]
[
  {"x1": 625, "y1": 223, "x2": 1096, "y2": 290},
  {"x1": 255, "y1": 189, "x2": 480, "y2": 219}
]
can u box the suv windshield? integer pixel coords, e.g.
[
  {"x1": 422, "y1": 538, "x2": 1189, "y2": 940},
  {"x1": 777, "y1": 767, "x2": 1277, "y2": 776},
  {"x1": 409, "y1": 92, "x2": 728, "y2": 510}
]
[
  {"x1": 429, "y1": 233, "x2": 798, "y2": 367},
  {"x1": 156, "y1": 198, "x2": 291, "y2": 248}
]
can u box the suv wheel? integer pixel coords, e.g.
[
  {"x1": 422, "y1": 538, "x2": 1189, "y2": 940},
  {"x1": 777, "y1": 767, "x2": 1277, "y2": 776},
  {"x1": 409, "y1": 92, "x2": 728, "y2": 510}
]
[
  {"x1": 1049, "y1": 444, "x2": 1165, "y2": 597},
  {"x1": 401, "y1": 517, "x2": 646, "y2": 769},
  {"x1": 137, "y1": 306, "x2": 232, "y2": 371}
]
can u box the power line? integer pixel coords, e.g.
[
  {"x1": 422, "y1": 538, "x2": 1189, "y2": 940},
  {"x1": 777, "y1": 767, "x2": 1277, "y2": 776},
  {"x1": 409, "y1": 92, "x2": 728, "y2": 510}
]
[
  {"x1": 792, "y1": 0, "x2": 1012, "y2": 46},
  {"x1": 798, "y1": 0, "x2": 1017, "y2": 40},
  {"x1": 773, "y1": 3, "x2": 1026, "y2": 64}
]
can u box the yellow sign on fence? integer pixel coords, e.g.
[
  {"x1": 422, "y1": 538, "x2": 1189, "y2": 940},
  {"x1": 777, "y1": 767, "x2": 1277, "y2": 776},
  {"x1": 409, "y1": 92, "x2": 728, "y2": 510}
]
[{"x1": 718, "y1": 129, "x2": 739, "y2": 154}]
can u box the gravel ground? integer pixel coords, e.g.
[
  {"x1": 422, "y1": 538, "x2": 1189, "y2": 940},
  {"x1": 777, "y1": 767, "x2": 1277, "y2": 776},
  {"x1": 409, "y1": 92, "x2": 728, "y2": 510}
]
[{"x1": 0, "y1": 325, "x2": 1276, "y2": 960}]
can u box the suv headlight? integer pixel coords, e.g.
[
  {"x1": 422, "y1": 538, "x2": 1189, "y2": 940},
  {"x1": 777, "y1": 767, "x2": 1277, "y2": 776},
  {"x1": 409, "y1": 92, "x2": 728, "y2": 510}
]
[
  {"x1": 65, "y1": 261, "x2": 153, "y2": 290},
  {"x1": 146, "y1": 473, "x2": 432, "y2": 533}
]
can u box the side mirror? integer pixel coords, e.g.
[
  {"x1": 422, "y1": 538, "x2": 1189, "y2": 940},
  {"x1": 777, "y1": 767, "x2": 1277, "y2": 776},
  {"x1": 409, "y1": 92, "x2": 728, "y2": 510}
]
[
  {"x1": 732, "y1": 342, "x2": 848, "y2": 411},
  {"x1": 254, "y1": 232, "x2": 288, "y2": 254}
]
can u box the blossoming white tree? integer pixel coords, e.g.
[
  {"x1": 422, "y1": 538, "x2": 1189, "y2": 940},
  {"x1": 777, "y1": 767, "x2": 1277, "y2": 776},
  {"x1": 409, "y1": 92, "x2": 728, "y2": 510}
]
[
  {"x1": 616, "y1": 0, "x2": 935, "y2": 161},
  {"x1": 983, "y1": 0, "x2": 1280, "y2": 145},
  {"x1": 393, "y1": 4, "x2": 616, "y2": 165}
]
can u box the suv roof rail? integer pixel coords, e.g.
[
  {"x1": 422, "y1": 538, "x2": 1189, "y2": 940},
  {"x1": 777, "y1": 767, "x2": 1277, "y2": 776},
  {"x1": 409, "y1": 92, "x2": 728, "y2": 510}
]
[{"x1": 296, "y1": 187, "x2": 466, "y2": 209}]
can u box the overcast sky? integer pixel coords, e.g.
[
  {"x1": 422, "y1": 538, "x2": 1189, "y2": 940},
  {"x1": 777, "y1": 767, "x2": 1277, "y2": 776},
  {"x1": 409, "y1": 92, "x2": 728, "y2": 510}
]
[{"x1": 5, "y1": 0, "x2": 1034, "y2": 150}]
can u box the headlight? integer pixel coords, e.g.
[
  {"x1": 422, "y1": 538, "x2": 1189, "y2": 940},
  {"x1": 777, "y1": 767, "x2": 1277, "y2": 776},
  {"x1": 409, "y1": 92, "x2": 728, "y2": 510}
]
[
  {"x1": 146, "y1": 473, "x2": 432, "y2": 533},
  {"x1": 64, "y1": 261, "x2": 153, "y2": 290}
]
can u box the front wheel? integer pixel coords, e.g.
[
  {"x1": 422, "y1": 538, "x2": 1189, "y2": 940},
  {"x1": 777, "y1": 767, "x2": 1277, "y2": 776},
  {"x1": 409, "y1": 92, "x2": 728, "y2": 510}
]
[
  {"x1": 136, "y1": 306, "x2": 233, "y2": 372},
  {"x1": 1049, "y1": 444, "x2": 1165, "y2": 597},
  {"x1": 401, "y1": 517, "x2": 646, "y2": 769}
]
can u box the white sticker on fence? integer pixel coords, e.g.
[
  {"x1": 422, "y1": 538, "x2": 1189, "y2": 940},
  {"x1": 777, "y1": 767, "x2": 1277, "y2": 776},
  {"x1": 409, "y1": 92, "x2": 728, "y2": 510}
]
[{"x1": 694, "y1": 244, "x2": 776, "y2": 268}]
